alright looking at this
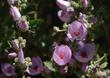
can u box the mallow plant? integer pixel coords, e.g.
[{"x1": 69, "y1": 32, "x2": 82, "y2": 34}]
[{"x1": 0, "y1": 0, "x2": 110, "y2": 78}]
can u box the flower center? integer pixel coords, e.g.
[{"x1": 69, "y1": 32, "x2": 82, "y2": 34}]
[
  {"x1": 32, "y1": 66, "x2": 38, "y2": 71},
  {"x1": 21, "y1": 21, "x2": 26, "y2": 25},
  {"x1": 7, "y1": 66, "x2": 13, "y2": 73},
  {"x1": 73, "y1": 31, "x2": 80, "y2": 36},
  {"x1": 59, "y1": 52, "x2": 65, "y2": 59},
  {"x1": 80, "y1": 51, "x2": 88, "y2": 58},
  {"x1": 61, "y1": 10, "x2": 66, "y2": 17}
]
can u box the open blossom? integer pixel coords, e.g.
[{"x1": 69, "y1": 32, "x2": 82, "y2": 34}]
[
  {"x1": 1, "y1": 63, "x2": 16, "y2": 77},
  {"x1": 10, "y1": 6, "x2": 21, "y2": 21},
  {"x1": 26, "y1": 56, "x2": 43, "y2": 76},
  {"x1": 67, "y1": 20, "x2": 87, "y2": 41},
  {"x1": 18, "y1": 48, "x2": 24, "y2": 64},
  {"x1": 58, "y1": 7, "x2": 74, "y2": 23},
  {"x1": 56, "y1": 0, "x2": 71, "y2": 10},
  {"x1": 53, "y1": 45, "x2": 72, "y2": 66},
  {"x1": 74, "y1": 43, "x2": 95, "y2": 63},
  {"x1": 11, "y1": 39, "x2": 19, "y2": 50},
  {"x1": 17, "y1": 19, "x2": 29, "y2": 31}
]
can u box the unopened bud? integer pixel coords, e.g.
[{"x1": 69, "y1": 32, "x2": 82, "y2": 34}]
[
  {"x1": 53, "y1": 26, "x2": 60, "y2": 32},
  {"x1": 20, "y1": 43, "x2": 26, "y2": 48},
  {"x1": 56, "y1": 0, "x2": 71, "y2": 10},
  {"x1": 7, "y1": 0, "x2": 18, "y2": 5},
  {"x1": 10, "y1": 6, "x2": 21, "y2": 21},
  {"x1": 8, "y1": 52, "x2": 17, "y2": 59},
  {"x1": 82, "y1": 0, "x2": 89, "y2": 8},
  {"x1": 18, "y1": 48, "x2": 24, "y2": 64},
  {"x1": 11, "y1": 39, "x2": 19, "y2": 50}
]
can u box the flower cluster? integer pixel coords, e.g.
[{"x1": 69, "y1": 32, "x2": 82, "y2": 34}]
[
  {"x1": 8, "y1": 0, "x2": 29, "y2": 31},
  {"x1": 0, "y1": 0, "x2": 109, "y2": 78},
  {"x1": 57, "y1": 0, "x2": 74, "y2": 23},
  {"x1": 51, "y1": 0, "x2": 96, "y2": 75}
]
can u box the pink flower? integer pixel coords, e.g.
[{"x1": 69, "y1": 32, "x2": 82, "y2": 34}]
[
  {"x1": 8, "y1": 52, "x2": 17, "y2": 59},
  {"x1": 11, "y1": 39, "x2": 19, "y2": 50},
  {"x1": 10, "y1": 6, "x2": 21, "y2": 21},
  {"x1": 78, "y1": 13, "x2": 87, "y2": 23},
  {"x1": 18, "y1": 48, "x2": 24, "y2": 64},
  {"x1": 53, "y1": 45, "x2": 72, "y2": 66},
  {"x1": 67, "y1": 20, "x2": 87, "y2": 41},
  {"x1": 26, "y1": 56, "x2": 43, "y2": 76},
  {"x1": 17, "y1": 19, "x2": 29, "y2": 31},
  {"x1": 56, "y1": 0, "x2": 71, "y2": 10},
  {"x1": 1, "y1": 63, "x2": 16, "y2": 77},
  {"x1": 57, "y1": 7, "x2": 74, "y2": 23},
  {"x1": 82, "y1": 0, "x2": 89, "y2": 8},
  {"x1": 74, "y1": 43, "x2": 95, "y2": 63},
  {"x1": 77, "y1": 41, "x2": 85, "y2": 49},
  {"x1": 82, "y1": 64, "x2": 88, "y2": 72},
  {"x1": 7, "y1": 0, "x2": 18, "y2": 5}
]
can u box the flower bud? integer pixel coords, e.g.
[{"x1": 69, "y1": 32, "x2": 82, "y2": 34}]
[
  {"x1": 20, "y1": 43, "x2": 26, "y2": 48},
  {"x1": 56, "y1": 0, "x2": 71, "y2": 10},
  {"x1": 8, "y1": 52, "x2": 17, "y2": 59},
  {"x1": 7, "y1": 0, "x2": 18, "y2": 5},
  {"x1": 53, "y1": 26, "x2": 60, "y2": 32},
  {"x1": 82, "y1": 64, "x2": 88, "y2": 72},
  {"x1": 82, "y1": 0, "x2": 89, "y2": 8},
  {"x1": 11, "y1": 39, "x2": 19, "y2": 50},
  {"x1": 18, "y1": 37, "x2": 24, "y2": 42},
  {"x1": 78, "y1": 13, "x2": 87, "y2": 23},
  {"x1": 58, "y1": 8, "x2": 73, "y2": 23},
  {"x1": 18, "y1": 48, "x2": 24, "y2": 64},
  {"x1": 10, "y1": 6, "x2": 21, "y2": 21},
  {"x1": 18, "y1": 37, "x2": 26, "y2": 48}
]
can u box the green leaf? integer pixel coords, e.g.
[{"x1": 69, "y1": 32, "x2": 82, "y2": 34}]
[
  {"x1": 71, "y1": 1, "x2": 80, "y2": 9},
  {"x1": 100, "y1": 62, "x2": 108, "y2": 69},
  {"x1": 94, "y1": 54, "x2": 107, "y2": 64},
  {"x1": 44, "y1": 61, "x2": 57, "y2": 72}
]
